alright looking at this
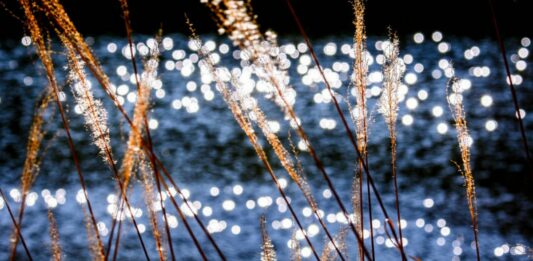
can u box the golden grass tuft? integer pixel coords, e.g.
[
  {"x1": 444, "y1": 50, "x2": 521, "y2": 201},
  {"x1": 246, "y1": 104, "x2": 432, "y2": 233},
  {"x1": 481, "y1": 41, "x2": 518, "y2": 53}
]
[
  {"x1": 260, "y1": 216, "x2": 277, "y2": 261},
  {"x1": 47, "y1": 209, "x2": 62, "y2": 261},
  {"x1": 447, "y1": 75, "x2": 480, "y2": 260},
  {"x1": 352, "y1": 0, "x2": 370, "y2": 258},
  {"x1": 378, "y1": 32, "x2": 406, "y2": 253},
  {"x1": 139, "y1": 157, "x2": 167, "y2": 261},
  {"x1": 10, "y1": 90, "x2": 52, "y2": 257}
]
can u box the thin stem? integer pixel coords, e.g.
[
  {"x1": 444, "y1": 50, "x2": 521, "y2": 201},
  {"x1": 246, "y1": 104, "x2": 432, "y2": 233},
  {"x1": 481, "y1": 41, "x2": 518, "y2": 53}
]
[
  {"x1": 284, "y1": 1, "x2": 407, "y2": 259},
  {"x1": 17, "y1": 0, "x2": 105, "y2": 257},
  {"x1": 1, "y1": 189, "x2": 33, "y2": 261},
  {"x1": 488, "y1": 0, "x2": 532, "y2": 178}
]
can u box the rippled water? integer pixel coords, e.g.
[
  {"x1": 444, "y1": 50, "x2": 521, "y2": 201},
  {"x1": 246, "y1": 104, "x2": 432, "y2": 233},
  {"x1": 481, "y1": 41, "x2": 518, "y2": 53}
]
[{"x1": 0, "y1": 33, "x2": 532, "y2": 260}]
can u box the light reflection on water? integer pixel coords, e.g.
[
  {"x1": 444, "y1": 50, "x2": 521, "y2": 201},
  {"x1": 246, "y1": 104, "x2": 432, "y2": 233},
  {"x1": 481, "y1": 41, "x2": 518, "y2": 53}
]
[{"x1": 0, "y1": 32, "x2": 532, "y2": 260}]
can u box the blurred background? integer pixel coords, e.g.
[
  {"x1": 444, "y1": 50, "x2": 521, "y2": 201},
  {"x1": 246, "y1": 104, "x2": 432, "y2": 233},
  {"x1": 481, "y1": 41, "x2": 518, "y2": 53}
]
[{"x1": 0, "y1": 0, "x2": 532, "y2": 260}]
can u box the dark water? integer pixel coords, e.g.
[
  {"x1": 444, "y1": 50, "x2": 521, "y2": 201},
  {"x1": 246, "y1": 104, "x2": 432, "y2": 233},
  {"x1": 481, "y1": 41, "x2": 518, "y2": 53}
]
[{"x1": 0, "y1": 33, "x2": 532, "y2": 260}]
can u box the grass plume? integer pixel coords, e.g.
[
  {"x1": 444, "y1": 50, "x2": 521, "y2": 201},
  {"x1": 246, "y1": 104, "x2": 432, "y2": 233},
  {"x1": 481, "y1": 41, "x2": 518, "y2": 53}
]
[
  {"x1": 260, "y1": 216, "x2": 277, "y2": 261},
  {"x1": 190, "y1": 20, "x2": 320, "y2": 259},
  {"x1": 378, "y1": 33, "x2": 406, "y2": 255},
  {"x1": 47, "y1": 209, "x2": 62, "y2": 261},
  {"x1": 139, "y1": 157, "x2": 167, "y2": 261},
  {"x1": 321, "y1": 227, "x2": 348, "y2": 261},
  {"x1": 17, "y1": 0, "x2": 106, "y2": 257},
  {"x1": 10, "y1": 91, "x2": 52, "y2": 258},
  {"x1": 447, "y1": 75, "x2": 481, "y2": 261},
  {"x1": 352, "y1": 0, "x2": 371, "y2": 258}
]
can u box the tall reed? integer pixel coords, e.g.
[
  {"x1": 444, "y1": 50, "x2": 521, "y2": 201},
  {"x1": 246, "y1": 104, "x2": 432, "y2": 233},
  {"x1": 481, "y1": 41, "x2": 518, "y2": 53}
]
[
  {"x1": 351, "y1": 0, "x2": 371, "y2": 259},
  {"x1": 447, "y1": 76, "x2": 481, "y2": 261},
  {"x1": 139, "y1": 157, "x2": 167, "y2": 261},
  {"x1": 378, "y1": 33, "x2": 406, "y2": 255},
  {"x1": 38, "y1": 1, "x2": 222, "y2": 258},
  {"x1": 17, "y1": 0, "x2": 105, "y2": 257},
  {"x1": 283, "y1": 1, "x2": 408, "y2": 259},
  {"x1": 1, "y1": 189, "x2": 33, "y2": 260},
  {"x1": 47, "y1": 209, "x2": 62, "y2": 261},
  {"x1": 9, "y1": 91, "x2": 51, "y2": 258},
  {"x1": 260, "y1": 216, "x2": 277, "y2": 261},
  {"x1": 189, "y1": 21, "x2": 321, "y2": 259},
  {"x1": 320, "y1": 227, "x2": 348, "y2": 261},
  {"x1": 202, "y1": 2, "x2": 374, "y2": 258},
  {"x1": 61, "y1": 35, "x2": 150, "y2": 260}
]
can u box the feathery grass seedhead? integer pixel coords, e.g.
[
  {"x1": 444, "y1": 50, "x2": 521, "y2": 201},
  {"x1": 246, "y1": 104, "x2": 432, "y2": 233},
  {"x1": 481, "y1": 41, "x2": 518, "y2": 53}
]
[
  {"x1": 352, "y1": 0, "x2": 371, "y2": 258},
  {"x1": 379, "y1": 32, "x2": 407, "y2": 256},
  {"x1": 447, "y1": 75, "x2": 480, "y2": 260},
  {"x1": 120, "y1": 40, "x2": 159, "y2": 188},
  {"x1": 82, "y1": 207, "x2": 105, "y2": 261},
  {"x1": 201, "y1": 0, "x2": 295, "y2": 115},
  {"x1": 260, "y1": 216, "x2": 277, "y2": 261},
  {"x1": 139, "y1": 157, "x2": 167, "y2": 261},
  {"x1": 378, "y1": 34, "x2": 404, "y2": 132},
  {"x1": 17, "y1": 0, "x2": 106, "y2": 257},
  {"x1": 192, "y1": 26, "x2": 322, "y2": 260},
  {"x1": 321, "y1": 227, "x2": 348, "y2": 261},
  {"x1": 447, "y1": 77, "x2": 476, "y2": 212},
  {"x1": 10, "y1": 91, "x2": 52, "y2": 257},
  {"x1": 47, "y1": 209, "x2": 62, "y2": 261},
  {"x1": 20, "y1": 92, "x2": 51, "y2": 193},
  {"x1": 66, "y1": 53, "x2": 113, "y2": 166},
  {"x1": 290, "y1": 230, "x2": 301, "y2": 261},
  {"x1": 352, "y1": 0, "x2": 369, "y2": 154}
]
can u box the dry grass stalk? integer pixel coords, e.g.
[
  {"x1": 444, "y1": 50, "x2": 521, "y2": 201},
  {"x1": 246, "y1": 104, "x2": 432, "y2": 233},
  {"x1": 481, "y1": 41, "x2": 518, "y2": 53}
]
[
  {"x1": 201, "y1": 0, "x2": 296, "y2": 115},
  {"x1": 40, "y1": 0, "x2": 124, "y2": 113},
  {"x1": 57, "y1": 23, "x2": 149, "y2": 261},
  {"x1": 290, "y1": 229, "x2": 301, "y2": 261},
  {"x1": 352, "y1": 0, "x2": 370, "y2": 258},
  {"x1": 65, "y1": 48, "x2": 113, "y2": 166},
  {"x1": 284, "y1": 1, "x2": 406, "y2": 258},
  {"x1": 447, "y1": 76, "x2": 480, "y2": 260},
  {"x1": 17, "y1": 0, "x2": 105, "y2": 257},
  {"x1": 119, "y1": 38, "x2": 168, "y2": 261},
  {"x1": 378, "y1": 33, "x2": 406, "y2": 253},
  {"x1": 0, "y1": 189, "x2": 33, "y2": 260},
  {"x1": 320, "y1": 227, "x2": 348, "y2": 261},
  {"x1": 249, "y1": 106, "x2": 346, "y2": 260},
  {"x1": 82, "y1": 207, "x2": 105, "y2": 261},
  {"x1": 25, "y1": 1, "x2": 204, "y2": 259},
  {"x1": 203, "y1": 1, "x2": 372, "y2": 258},
  {"x1": 120, "y1": 38, "x2": 159, "y2": 189},
  {"x1": 47, "y1": 209, "x2": 62, "y2": 261},
  {"x1": 190, "y1": 22, "x2": 321, "y2": 259},
  {"x1": 10, "y1": 91, "x2": 51, "y2": 257},
  {"x1": 139, "y1": 157, "x2": 167, "y2": 261},
  {"x1": 260, "y1": 216, "x2": 277, "y2": 261}
]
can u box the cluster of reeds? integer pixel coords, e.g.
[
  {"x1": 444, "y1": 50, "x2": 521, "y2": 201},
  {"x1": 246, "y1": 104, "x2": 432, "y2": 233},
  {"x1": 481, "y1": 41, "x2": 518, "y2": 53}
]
[{"x1": 5, "y1": 0, "x2": 521, "y2": 260}]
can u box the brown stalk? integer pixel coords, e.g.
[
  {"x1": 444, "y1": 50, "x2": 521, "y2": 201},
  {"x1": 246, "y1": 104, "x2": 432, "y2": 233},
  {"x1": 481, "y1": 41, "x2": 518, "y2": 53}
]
[
  {"x1": 9, "y1": 91, "x2": 51, "y2": 258},
  {"x1": 283, "y1": 1, "x2": 409, "y2": 259},
  {"x1": 201, "y1": 1, "x2": 372, "y2": 258},
  {"x1": 447, "y1": 76, "x2": 481, "y2": 261},
  {"x1": 379, "y1": 33, "x2": 405, "y2": 258},
  {"x1": 111, "y1": 2, "x2": 173, "y2": 260},
  {"x1": 16, "y1": 0, "x2": 105, "y2": 258},
  {"x1": 1, "y1": 189, "x2": 33, "y2": 261},
  {"x1": 61, "y1": 36, "x2": 150, "y2": 261},
  {"x1": 37, "y1": 1, "x2": 220, "y2": 259},
  {"x1": 189, "y1": 22, "x2": 320, "y2": 260},
  {"x1": 47, "y1": 209, "x2": 62, "y2": 261},
  {"x1": 488, "y1": 0, "x2": 532, "y2": 175},
  {"x1": 260, "y1": 216, "x2": 277, "y2": 261},
  {"x1": 139, "y1": 157, "x2": 167, "y2": 261}
]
